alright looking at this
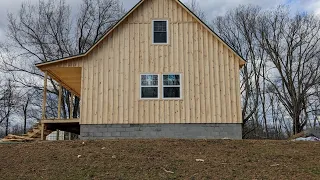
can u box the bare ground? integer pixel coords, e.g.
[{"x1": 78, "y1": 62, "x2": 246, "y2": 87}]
[{"x1": 0, "y1": 139, "x2": 319, "y2": 180}]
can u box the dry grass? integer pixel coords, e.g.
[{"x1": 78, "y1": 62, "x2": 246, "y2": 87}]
[{"x1": 0, "y1": 139, "x2": 319, "y2": 180}]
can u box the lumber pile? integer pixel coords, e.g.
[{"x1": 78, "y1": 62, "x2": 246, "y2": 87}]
[
  {"x1": 1, "y1": 134, "x2": 36, "y2": 142},
  {"x1": 1, "y1": 123, "x2": 52, "y2": 143}
]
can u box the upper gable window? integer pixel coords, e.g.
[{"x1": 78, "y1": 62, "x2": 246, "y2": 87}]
[{"x1": 152, "y1": 20, "x2": 168, "y2": 44}]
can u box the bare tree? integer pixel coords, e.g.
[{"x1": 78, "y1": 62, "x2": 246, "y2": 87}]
[
  {"x1": 213, "y1": 4, "x2": 320, "y2": 137},
  {"x1": 186, "y1": 0, "x2": 207, "y2": 22},
  {"x1": 77, "y1": 0, "x2": 124, "y2": 53},
  {"x1": 1, "y1": 0, "x2": 125, "y2": 124},
  {"x1": 0, "y1": 80, "x2": 15, "y2": 136},
  {"x1": 256, "y1": 7, "x2": 320, "y2": 134},
  {"x1": 309, "y1": 85, "x2": 320, "y2": 128},
  {"x1": 20, "y1": 92, "x2": 35, "y2": 134},
  {"x1": 22, "y1": 96, "x2": 29, "y2": 134}
]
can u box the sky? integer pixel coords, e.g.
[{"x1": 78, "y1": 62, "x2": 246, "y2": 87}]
[{"x1": 0, "y1": 0, "x2": 320, "y2": 40}]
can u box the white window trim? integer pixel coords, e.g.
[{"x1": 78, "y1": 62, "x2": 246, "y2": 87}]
[
  {"x1": 162, "y1": 74, "x2": 182, "y2": 100},
  {"x1": 140, "y1": 74, "x2": 160, "y2": 100},
  {"x1": 152, "y1": 20, "x2": 169, "y2": 45}
]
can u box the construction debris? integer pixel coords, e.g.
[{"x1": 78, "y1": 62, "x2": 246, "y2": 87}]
[
  {"x1": 162, "y1": 168, "x2": 174, "y2": 174},
  {"x1": 270, "y1": 164, "x2": 280, "y2": 167},
  {"x1": 196, "y1": 159, "x2": 205, "y2": 162},
  {"x1": 293, "y1": 137, "x2": 320, "y2": 142},
  {"x1": 1, "y1": 134, "x2": 35, "y2": 142},
  {"x1": 290, "y1": 127, "x2": 320, "y2": 142},
  {"x1": 1, "y1": 123, "x2": 52, "y2": 143}
]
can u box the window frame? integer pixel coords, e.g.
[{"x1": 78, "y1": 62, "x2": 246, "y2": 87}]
[
  {"x1": 162, "y1": 73, "x2": 182, "y2": 100},
  {"x1": 140, "y1": 74, "x2": 160, "y2": 100},
  {"x1": 152, "y1": 20, "x2": 169, "y2": 45}
]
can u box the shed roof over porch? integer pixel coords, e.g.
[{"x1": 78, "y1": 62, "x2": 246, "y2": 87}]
[{"x1": 38, "y1": 65, "x2": 82, "y2": 97}]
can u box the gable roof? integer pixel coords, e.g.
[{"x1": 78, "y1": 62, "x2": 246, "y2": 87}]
[{"x1": 36, "y1": 0, "x2": 246, "y2": 68}]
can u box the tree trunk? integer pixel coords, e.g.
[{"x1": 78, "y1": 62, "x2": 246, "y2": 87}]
[
  {"x1": 293, "y1": 115, "x2": 302, "y2": 135},
  {"x1": 24, "y1": 109, "x2": 27, "y2": 134},
  {"x1": 5, "y1": 115, "x2": 9, "y2": 136}
]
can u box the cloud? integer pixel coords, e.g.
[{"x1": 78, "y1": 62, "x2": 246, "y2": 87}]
[
  {"x1": 121, "y1": 0, "x2": 285, "y2": 18},
  {"x1": 302, "y1": 0, "x2": 320, "y2": 16},
  {"x1": 0, "y1": 0, "x2": 320, "y2": 40},
  {"x1": 278, "y1": 0, "x2": 320, "y2": 16},
  {"x1": 181, "y1": 0, "x2": 287, "y2": 18},
  {"x1": 121, "y1": 0, "x2": 140, "y2": 9},
  {"x1": 0, "y1": 0, "x2": 134, "y2": 39},
  {"x1": 0, "y1": 0, "x2": 24, "y2": 37}
]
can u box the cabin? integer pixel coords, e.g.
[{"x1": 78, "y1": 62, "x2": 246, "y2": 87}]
[{"x1": 36, "y1": 0, "x2": 246, "y2": 140}]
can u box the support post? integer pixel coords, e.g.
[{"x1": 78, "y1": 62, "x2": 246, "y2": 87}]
[
  {"x1": 41, "y1": 71, "x2": 47, "y2": 141},
  {"x1": 56, "y1": 84, "x2": 62, "y2": 140},
  {"x1": 42, "y1": 71, "x2": 48, "y2": 120},
  {"x1": 56, "y1": 130, "x2": 60, "y2": 141},
  {"x1": 57, "y1": 84, "x2": 62, "y2": 119},
  {"x1": 41, "y1": 123, "x2": 44, "y2": 140},
  {"x1": 70, "y1": 93, "x2": 74, "y2": 119}
]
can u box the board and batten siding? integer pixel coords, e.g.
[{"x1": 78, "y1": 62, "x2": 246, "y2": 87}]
[{"x1": 51, "y1": 0, "x2": 243, "y2": 125}]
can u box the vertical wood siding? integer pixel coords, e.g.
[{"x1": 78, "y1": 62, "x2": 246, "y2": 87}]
[{"x1": 50, "y1": 0, "x2": 243, "y2": 125}]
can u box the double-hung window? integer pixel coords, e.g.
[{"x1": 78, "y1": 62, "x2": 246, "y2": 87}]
[
  {"x1": 152, "y1": 20, "x2": 168, "y2": 44},
  {"x1": 163, "y1": 74, "x2": 181, "y2": 99},
  {"x1": 140, "y1": 74, "x2": 159, "y2": 99},
  {"x1": 140, "y1": 74, "x2": 182, "y2": 100}
]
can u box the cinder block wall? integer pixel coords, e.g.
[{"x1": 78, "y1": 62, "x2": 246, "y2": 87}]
[{"x1": 80, "y1": 124, "x2": 242, "y2": 140}]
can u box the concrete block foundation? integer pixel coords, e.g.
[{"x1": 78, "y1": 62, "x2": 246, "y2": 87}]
[{"x1": 80, "y1": 124, "x2": 242, "y2": 140}]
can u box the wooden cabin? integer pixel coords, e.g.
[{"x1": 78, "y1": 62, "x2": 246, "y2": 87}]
[{"x1": 36, "y1": 0, "x2": 246, "y2": 140}]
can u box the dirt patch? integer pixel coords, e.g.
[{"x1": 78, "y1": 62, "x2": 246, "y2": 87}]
[{"x1": 0, "y1": 139, "x2": 319, "y2": 180}]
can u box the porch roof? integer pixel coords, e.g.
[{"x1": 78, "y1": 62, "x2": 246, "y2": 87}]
[{"x1": 46, "y1": 67, "x2": 82, "y2": 97}]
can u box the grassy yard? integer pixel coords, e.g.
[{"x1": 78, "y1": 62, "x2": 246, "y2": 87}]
[{"x1": 0, "y1": 139, "x2": 319, "y2": 179}]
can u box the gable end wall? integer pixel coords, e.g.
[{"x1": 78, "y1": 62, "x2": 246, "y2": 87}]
[{"x1": 68, "y1": 0, "x2": 243, "y2": 125}]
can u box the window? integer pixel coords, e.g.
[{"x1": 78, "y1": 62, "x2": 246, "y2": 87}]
[
  {"x1": 163, "y1": 74, "x2": 181, "y2": 99},
  {"x1": 140, "y1": 74, "x2": 182, "y2": 100},
  {"x1": 140, "y1": 74, "x2": 159, "y2": 99},
  {"x1": 152, "y1": 20, "x2": 168, "y2": 44}
]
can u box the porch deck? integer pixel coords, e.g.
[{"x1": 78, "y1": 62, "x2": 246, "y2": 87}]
[
  {"x1": 41, "y1": 119, "x2": 80, "y2": 124},
  {"x1": 41, "y1": 119, "x2": 80, "y2": 135},
  {"x1": 39, "y1": 68, "x2": 82, "y2": 140}
]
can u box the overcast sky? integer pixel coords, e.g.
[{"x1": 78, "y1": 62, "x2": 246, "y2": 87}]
[{"x1": 0, "y1": 0, "x2": 320, "y2": 40}]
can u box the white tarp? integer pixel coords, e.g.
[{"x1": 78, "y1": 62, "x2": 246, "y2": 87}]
[{"x1": 293, "y1": 137, "x2": 320, "y2": 142}]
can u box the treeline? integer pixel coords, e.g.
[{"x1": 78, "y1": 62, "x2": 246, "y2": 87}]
[{"x1": 211, "y1": 5, "x2": 320, "y2": 138}]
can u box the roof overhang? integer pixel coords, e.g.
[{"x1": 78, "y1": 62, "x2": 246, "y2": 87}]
[{"x1": 46, "y1": 67, "x2": 82, "y2": 97}]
